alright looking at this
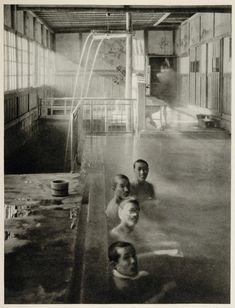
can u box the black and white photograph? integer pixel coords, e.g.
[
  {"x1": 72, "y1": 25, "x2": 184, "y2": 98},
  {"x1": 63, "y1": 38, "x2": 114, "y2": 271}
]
[{"x1": 2, "y1": 2, "x2": 232, "y2": 305}]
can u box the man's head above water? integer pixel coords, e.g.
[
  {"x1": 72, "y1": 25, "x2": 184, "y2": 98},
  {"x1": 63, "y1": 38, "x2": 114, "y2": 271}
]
[
  {"x1": 112, "y1": 174, "x2": 130, "y2": 201},
  {"x1": 108, "y1": 241, "x2": 138, "y2": 277},
  {"x1": 118, "y1": 197, "x2": 140, "y2": 229},
  {"x1": 133, "y1": 159, "x2": 149, "y2": 183}
]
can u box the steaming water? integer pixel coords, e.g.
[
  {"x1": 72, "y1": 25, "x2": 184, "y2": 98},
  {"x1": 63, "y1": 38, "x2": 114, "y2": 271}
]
[
  {"x1": 65, "y1": 32, "x2": 128, "y2": 170},
  {"x1": 103, "y1": 134, "x2": 230, "y2": 303},
  {"x1": 64, "y1": 34, "x2": 95, "y2": 168}
]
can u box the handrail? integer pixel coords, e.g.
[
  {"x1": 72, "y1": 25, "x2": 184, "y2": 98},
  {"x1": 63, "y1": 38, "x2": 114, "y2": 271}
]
[
  {"x1": 41, "y1": 97, "x2": 136, "y2": 101},
  {"x1": 40, "y1": 97, "x2": 137, "y2": 171}
]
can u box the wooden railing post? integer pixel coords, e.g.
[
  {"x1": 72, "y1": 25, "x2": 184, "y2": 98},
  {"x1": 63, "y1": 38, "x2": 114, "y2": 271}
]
[{"x1": 70, "y1": 112, "x2": 74, "y2": 172}]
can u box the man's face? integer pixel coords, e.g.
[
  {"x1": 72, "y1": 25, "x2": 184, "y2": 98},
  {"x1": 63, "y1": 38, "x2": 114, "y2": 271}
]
[
  {"x1": 119, "y1": 202, "x2": 139, "y2": 227},
  {"x1": 114, "y1": 178, "x2": 130, "y2": 200},
  {"x1": 134, "y1": 162, "x2": 149, "y2": 182},
  {"x1": 116, "y1": 246, "x2": 138, "y2": 277}
]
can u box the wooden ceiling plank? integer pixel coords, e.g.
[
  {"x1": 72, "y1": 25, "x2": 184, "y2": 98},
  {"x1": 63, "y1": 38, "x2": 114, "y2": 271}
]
[{"x1": 17, "y1": 5, "x2": 231, "y2": 13}]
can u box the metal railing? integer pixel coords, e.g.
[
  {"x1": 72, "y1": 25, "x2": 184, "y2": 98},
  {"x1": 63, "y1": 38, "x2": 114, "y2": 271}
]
[
  {"x1": 40, "y1": 97, "x2": 136, "y2": 171},
  {"x1": 81, "y1": 98, "x2": 135, "y2": 133},
  {"x1": 40, "y1": 97, "x2": 136, "y2": 133},
  {"x1": 40, "y1": 97, "x2": 74, "y2": 119}
]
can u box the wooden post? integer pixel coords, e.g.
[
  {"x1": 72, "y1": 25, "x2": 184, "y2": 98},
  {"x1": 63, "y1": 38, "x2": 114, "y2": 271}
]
[
  {"x1": 125, "y1": 12, "x2": 132, "y2": 131},
  {"x1": 136, "y1": 76, "x2": 146, "y2": 134}
]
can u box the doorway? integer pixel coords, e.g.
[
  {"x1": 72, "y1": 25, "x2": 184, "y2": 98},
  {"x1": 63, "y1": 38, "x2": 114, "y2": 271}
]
[{"x1": 148, "y1": 56, "x2": 177, "y2": 103}]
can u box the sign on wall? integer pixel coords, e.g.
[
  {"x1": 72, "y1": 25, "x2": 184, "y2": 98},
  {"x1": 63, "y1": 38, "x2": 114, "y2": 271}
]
[
  {"x1": 148, "y1": 31, "x2": 173, "y2": 55},
  {"x1": 180, "y1": 22, "x2": 189, "y2": 54},
  {"x1": 200, "y1": 13, "x2": 214, "y2": 42},
  {"x1": 189, "y1": 14, "x2": 200, "y2": 46}
]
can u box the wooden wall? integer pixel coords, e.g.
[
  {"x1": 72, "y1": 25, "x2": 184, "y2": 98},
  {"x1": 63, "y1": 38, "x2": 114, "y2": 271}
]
[
  {"x1": 55, "y1": 33, "x2": 126, "y2": 98},
  {"x1": 177, "y1": 56, "x2": 189, "y2": 106},
  {"x1": 175, "y1": 12, "x2": 231, "y2": 120},
  {"x1": 148, "y1": 31, "x2": 173, "y2": 55},
  {"x1": 132, "y1": 30, "x2": 145, "y2": 72}
]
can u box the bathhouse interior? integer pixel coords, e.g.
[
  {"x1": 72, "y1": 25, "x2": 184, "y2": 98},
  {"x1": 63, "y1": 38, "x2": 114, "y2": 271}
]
[{"x1": 4, "y1": 4, "x2": 231, "y2": 304}]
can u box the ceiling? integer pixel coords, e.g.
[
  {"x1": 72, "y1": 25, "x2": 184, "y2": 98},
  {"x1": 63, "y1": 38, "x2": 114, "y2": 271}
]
[{"x1": 17, "y1": 5, "x2": 231, "y2": 33}]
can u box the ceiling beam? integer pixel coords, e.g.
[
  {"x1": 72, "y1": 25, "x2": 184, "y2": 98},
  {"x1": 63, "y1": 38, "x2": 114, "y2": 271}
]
[
  {"x1": 54, "y1": 25, "x2": 179, "y2": 33},
  {"x1": 28, "y1": 10, "x2": 54, "y2": 33},
  {"x1": 153, "y1": 13, "x2": 171, "y2": 26},
  {"x1": 16, "y1": 5, "x2": 231, "y2": 13}
]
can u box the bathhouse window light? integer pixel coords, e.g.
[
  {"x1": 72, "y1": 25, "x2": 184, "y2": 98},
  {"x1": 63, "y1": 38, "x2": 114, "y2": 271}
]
[
  {"x1": 29, "y1": 41, "x2": 35, "y2": 87},
  {"x1": 4, "y1": 30, "x2": 17, "y2": 91}
]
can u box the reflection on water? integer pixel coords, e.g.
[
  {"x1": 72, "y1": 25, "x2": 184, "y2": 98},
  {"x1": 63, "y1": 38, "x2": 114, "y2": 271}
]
[
  {"x1": 5, "y1": 204, "x2": 31, "y2": 219},
  {"x1": 5, "y1": 205, "x2": 78, "y2": 303},
  {"x1": 107, "y1": 195, "x2": 229, "y2": 303},
  {"x1": 5, "y1": 231, "x2": 16, "y2": 241}
]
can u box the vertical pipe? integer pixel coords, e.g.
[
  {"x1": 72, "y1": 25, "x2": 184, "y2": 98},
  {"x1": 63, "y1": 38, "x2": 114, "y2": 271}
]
[
  {"x1": 70, "y1": 113, "x2": 74, "y2": 172},
  {"x1": 71, "y1": 32, "x2": 93, "y2": 111},
  {"x1": 85, "y1": 38, "x2": 104, "y2": 97},
  {"x1": 125, "y1": 12, "x2": 132, "y2": 99},
  {"x1": 125, "y1": 12, "x2": 132, "y2": 131}
]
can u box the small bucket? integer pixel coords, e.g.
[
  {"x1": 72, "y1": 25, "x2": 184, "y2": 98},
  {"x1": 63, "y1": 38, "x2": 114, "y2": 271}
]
[{"x1": 51, "y1": 180, "x2": 69, "y2": 197}]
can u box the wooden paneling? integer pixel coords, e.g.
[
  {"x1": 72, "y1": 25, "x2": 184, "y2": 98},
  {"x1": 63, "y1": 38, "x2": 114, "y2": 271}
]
[
  {"x1": 16, "y1": 11, "x2": 24, "y2": 34},
  {"x1": 207, "y1": 72, "x2": 219, "y2": 112},
  {"x1": 180, "y1": 22, "x2": 189, "y2": 54},
  {"x1": 174, "y1": 29, "x2": 181, "y2": 56},
  {"x1": 200, "y1": 44, "x2": 207, "y2": 108},
  {"x1": 132, "y1": 31, "x2": 145, "y2": 71},
  {"x1": 35, "y1": 20, "x2": 42, "y2": 44},
  {"x1": 223, "y1": 37, "x2": 231, "y2": 74},
  {"x1": 222, "y1": 75, "x2": 231, "y2": 114},
  {"x1": 177, "y1": 13, "x2": 231, "y2": 118},
  {"x1": 222, "y1": 37, "x2": 231, "y2": 115},
  {"x1": 200, "y1": 75, "x2": 207, "y2": 108},
  {"x1": 215, "y1": 13, "x2": 231, "y2": 37},
  {"x1": 4, "y1": 95, "x2": 18, "y2": 123},
  {"x1": 18, "y1": 93, "x2": 29, "y2": 116},
  {"x1": 29, "y1": 89, "x2": 38, "y2": 109},
  {"x1": 189, "y1": 14, "x2": 200, "y2": 46},
  {"x1": 42, "y1": 26, "x2": 47, "y2": 47},
  {"x1": 207, "y1": 41, "x2": 213, "y2": 110},
  {"x1": 4, "y1": 5, "x2": 12, "y2": 28},
  {"x1": 189, "y1": 48, "x2": 196, "y2": 105},
  {"x1": 179, "y1": 75, "x2": 189, "y2": 106},
  {"x1": 25, "y1": 11, "x2": 34, "y2": 40},
  {"x1": 179, "y1": 56, "x2": 189, "y2": 74},
  {"x1": 195, "y1": 46, "x2": 200, "y2": 106},
  {"x1": 200, "y1": 13, "x2": 214, "y2": 42},
  {"x1": 148, "y1": 31, "x2": 173, "y2": 55}
]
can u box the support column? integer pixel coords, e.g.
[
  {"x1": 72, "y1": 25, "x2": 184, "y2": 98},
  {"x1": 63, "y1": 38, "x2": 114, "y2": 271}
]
[
  {"x1": 125, "y1": 12, "x2": 132, "y2": 131},
  {"x1": 136, "y1": 77, "x2": 146, "y2": 134},
  {"x1": 125, "y1": 12, "x2": 132, "y2": 98}
]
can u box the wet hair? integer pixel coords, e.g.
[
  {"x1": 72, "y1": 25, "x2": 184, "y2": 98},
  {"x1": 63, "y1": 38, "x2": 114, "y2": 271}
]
[
  {"x1": 133, "y1": 159, "x2": 149, "y2": 169},
  {"x1": 119, "y1": 197, "x2": 140, "y2": 211},
  {"x1": 108, "y1": 241, "x2": 136, "y2": 263},
  {"x1": 112, "y1": 174, "x2": 130, "y2": 191}
]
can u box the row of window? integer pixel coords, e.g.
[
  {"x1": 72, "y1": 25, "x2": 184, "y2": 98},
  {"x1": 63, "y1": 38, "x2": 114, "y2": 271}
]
[{"x1": 4, "y1": 30, "x2": 55, "y2": 92}]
